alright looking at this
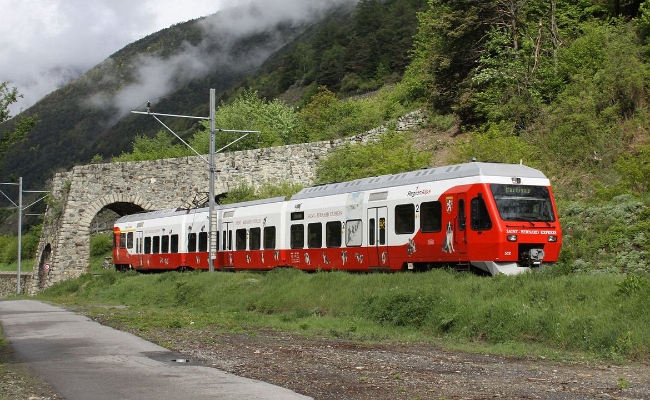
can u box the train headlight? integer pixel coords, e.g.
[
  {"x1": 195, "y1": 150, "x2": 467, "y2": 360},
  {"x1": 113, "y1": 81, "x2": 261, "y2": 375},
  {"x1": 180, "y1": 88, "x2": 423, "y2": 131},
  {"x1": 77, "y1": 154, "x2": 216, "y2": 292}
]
[
  {"x1": 547, "y1": 235, "x2": 558, "y2": 242},
  {"x1": 507, "y1": 235, "x2": 518, "y2": 242}
]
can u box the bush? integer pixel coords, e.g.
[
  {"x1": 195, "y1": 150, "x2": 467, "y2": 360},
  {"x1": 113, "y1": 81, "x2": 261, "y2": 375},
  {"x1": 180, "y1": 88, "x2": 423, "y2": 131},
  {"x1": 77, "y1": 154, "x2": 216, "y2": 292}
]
[
  {"x1": 315, "y1": 131, "x2": 430, "y2": 184},
  {"x1": 359, "y1": 291, "x2": 439, "y2": 328},
  {"x1": 90, "y1": 233, "x2": 113, "y2": 257}
]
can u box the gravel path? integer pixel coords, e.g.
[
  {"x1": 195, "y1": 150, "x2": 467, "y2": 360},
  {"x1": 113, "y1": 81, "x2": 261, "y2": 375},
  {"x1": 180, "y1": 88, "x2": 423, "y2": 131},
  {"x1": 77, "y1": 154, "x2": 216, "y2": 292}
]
[
  {"x1": 95, "y1": 318, "x2": 650, "y2": 400},
  {"x1": 3, "y1": 316, "x2": 650, "y2": 400}
]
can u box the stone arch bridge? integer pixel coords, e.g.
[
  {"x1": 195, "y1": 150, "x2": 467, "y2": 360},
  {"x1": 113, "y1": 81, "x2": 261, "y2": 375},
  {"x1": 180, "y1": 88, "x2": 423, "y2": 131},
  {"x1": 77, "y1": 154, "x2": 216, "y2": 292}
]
[{"x1": 27, "y1": 111, "x2": 425, "y2": 294}]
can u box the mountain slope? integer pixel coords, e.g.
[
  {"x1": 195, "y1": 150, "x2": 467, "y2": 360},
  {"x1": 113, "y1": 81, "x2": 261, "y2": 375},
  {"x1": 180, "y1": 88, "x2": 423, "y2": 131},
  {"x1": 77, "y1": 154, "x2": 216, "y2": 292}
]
[{"x1": 0, "y1": 1, "x2": 363, "y2": 188}]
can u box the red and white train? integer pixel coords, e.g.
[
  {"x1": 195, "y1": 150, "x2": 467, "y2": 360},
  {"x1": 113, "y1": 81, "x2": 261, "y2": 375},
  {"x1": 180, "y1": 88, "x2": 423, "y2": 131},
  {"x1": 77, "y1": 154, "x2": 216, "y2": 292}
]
[{"x1": 113, "y1": 162, "x2": 562, "y2": 275}]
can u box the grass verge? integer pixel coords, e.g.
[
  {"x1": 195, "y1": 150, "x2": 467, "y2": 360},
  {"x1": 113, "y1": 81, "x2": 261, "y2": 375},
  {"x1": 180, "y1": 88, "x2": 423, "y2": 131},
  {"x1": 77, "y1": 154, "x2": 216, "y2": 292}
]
[{"x1": 34, "y1": 268, "x2": 650, "y2": 363}]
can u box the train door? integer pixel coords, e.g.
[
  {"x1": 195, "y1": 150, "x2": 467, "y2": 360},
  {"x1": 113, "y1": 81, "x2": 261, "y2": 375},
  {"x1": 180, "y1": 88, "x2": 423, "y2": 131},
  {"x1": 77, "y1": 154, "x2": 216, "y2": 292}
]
[
  {"x1": 367, "y1": 207, "x2": 389, "y2": 268},
  {"x1": 135, "y1": 231, "x2": 144, "y2": 267},
  {"x1": 455, "y1": 194, "x2": 468, "y2": 254},
  {"x1": 222, "y1": 222, "x2": 233, "y2": 267}
]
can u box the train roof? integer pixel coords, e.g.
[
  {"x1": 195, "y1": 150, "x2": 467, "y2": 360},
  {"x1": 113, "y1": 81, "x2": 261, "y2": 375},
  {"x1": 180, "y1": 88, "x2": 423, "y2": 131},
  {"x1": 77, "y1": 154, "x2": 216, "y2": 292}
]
[
  {"x1": 115, "y1": 163, "x2": 547, "y2": 223},
  {"x1": 291, "y1": 162, "x2": 547, "y2": 200},
  {"x1": 220, "y1": 196, "x2": 286, "y2": 210},
  {"x1": 115, "y1": 197, "x2": 287, "y2": 224},
  {"x1": 115, "y1": 207, "x2": 209, "y2": 224}
]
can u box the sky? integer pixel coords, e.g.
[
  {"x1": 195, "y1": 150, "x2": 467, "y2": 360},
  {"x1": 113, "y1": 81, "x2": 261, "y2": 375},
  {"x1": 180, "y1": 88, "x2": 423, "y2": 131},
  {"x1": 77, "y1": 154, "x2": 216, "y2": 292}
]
[{"x1": 0, "y1": 0, "x2": 242, "y2": 115}]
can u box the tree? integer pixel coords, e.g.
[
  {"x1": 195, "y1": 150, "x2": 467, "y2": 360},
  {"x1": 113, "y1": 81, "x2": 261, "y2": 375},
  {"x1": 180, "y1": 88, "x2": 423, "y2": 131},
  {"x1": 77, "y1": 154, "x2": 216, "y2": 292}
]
[
  {"x1": 0, "y1": 82, "x2": 38, "y2": 166},
  {"x1": 407, "y1": 0, "x2": 499, "y2": 116},
  {"x1": 190, "y1": 89, "x2": 301, "y2": 152}
]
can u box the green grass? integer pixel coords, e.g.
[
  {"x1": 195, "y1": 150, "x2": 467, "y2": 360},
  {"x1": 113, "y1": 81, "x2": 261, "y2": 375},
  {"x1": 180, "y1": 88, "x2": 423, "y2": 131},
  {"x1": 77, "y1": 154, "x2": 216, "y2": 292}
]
[
  {"x1": 0, "y1": 259, "x2": 35, "y2": 272},
  {"x1": 35, "y1": 268, "x2": 650, "y2": 362}
]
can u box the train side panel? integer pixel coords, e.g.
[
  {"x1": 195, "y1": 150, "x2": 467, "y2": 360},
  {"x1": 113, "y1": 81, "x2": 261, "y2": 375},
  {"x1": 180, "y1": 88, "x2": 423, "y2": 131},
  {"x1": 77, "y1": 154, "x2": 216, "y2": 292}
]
[{"x1": 218, "y1": 200, "x2": 286, "y2": 271}]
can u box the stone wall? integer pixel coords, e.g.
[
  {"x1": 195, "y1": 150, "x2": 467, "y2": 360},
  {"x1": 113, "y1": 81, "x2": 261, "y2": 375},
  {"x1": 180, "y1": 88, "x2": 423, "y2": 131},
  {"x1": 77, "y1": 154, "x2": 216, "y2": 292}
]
[
  {"x1": 0, "y1": 272, "x2": 32, "y2": 298},
  {"x1": 28, "y1": 111, "x2": 426, "y2": 294}
]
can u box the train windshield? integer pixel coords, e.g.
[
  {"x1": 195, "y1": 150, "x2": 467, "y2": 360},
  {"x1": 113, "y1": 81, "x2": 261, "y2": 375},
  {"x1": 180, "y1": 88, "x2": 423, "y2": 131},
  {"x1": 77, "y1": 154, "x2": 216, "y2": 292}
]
[{"x1": 490, "y1": 184, "x2": 555, "y2": 222}]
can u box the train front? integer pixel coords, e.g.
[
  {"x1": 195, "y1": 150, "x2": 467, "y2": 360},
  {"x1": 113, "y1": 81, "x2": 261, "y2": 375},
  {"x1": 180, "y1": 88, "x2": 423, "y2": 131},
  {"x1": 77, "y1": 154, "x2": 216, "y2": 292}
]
[{"x1": 471, "y1": 181, "x2": 562, "y2": 275}]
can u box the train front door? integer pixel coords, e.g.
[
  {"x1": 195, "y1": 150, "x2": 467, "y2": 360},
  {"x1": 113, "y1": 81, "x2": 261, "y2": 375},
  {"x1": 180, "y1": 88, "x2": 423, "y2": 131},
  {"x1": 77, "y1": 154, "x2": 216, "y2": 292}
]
[
  {"x1": 221, "y1": 222, "x2": 233, "y2": 268},
  {"x1": 367, "y1": 207, "x2": 389, "y2": 268},
  {"x1": 135, "y1": 231, "x2": 144, "y2": 267}
]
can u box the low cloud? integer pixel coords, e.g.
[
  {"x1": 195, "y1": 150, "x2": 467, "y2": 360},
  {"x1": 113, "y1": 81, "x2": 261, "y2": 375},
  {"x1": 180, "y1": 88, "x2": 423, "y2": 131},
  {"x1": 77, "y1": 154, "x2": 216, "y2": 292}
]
[
  {"x1": 0, "y1": 0, "x2": 224, "y2": 116},
  {"x1": 87, "y1": 0, "x2": 359, "y2": 121}
]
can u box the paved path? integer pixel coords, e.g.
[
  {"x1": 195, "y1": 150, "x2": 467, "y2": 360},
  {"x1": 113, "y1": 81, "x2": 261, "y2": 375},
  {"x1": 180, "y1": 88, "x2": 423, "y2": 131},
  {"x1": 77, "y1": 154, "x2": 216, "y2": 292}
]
[{"x1": 0, "y1": 300, "x2": 312, "y2": 400}]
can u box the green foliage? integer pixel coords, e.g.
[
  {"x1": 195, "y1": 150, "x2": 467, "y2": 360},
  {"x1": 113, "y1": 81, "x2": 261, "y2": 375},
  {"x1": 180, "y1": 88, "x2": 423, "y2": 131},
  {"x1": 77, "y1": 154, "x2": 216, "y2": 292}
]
[
  {"x1": 314, "y1": 130, "x2": 430, "y2": 184},
  {"x1": 90, "y1": 233, "x2": 113, "y2": 257},
  {"x1": 359, "y1": 291, "x2": 438, "y2": 328},
  {"x1": 0, "y1": 225, "x2": 42, "y2": 266},
  {"x1": 37, "y1": 269, "x2": 650, "y2": 360},
  {"x1": 298, "y1": 85, "x2": 412, "y2": 142},
  {"x1": 264, "y1": 0, "x2": 426, "y2": 97},
  {"x1": 0, "y1": 82, "x2": 38, "y2": 164},
  {"x1": 116, "y1": 84, "x2": 416, "y2": 162},
  {"x1": 220, "y1": 180, "x2": 303, "y2": 204},
  {"x1": 190, "y1": 89, "x2": 302, "y2": 152},
  {"x1": 557, "y1": 195, "x2": 650, "y2": 274},
  {"x1": 113, "y1": 131, "x2": 192, "y2": 162},
  {"x1": 470, "y1": 25, "x2": 545, "y2": 131},
  {"x1": 0, "y1": 82, "x2": 19, "y2": 123},
  {"x1": 408, "y1": 0, "x2": 498, "y2": 114},
  {"x1": 612, "y1": 144, "x2": 650, "y2": 193},
  {"x1": 452, "y1": 122, "x2": 540, "y2": 165}
]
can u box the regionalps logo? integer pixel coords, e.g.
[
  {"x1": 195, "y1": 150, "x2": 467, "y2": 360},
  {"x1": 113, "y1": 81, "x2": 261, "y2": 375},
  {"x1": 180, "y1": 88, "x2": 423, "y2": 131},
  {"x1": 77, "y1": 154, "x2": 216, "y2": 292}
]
[{"x1": 407, "y1": 186, "x2": 432, "y2": 197}]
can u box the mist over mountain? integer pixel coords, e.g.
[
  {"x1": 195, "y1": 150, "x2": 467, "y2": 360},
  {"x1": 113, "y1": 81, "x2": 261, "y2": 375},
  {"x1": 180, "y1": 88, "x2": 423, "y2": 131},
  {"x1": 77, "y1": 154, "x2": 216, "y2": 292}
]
[{"x1": 0, "y1": 0, "x2": 360, "y2": 188}]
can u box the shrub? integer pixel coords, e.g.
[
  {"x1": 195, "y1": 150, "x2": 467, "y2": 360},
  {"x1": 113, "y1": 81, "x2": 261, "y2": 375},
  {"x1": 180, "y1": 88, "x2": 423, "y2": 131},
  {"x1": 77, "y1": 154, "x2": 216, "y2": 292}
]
[{"x1": 90, "y1": 233, "x2": 113, "y2": 257}]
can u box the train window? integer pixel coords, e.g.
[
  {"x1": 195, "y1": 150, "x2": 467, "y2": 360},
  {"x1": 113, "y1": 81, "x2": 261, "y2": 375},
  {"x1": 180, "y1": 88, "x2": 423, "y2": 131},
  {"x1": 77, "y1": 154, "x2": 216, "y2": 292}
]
[
  {"x1": 345, "y1": 219, "x2": 362, "y2": 247},
  {"x1": 369, "y1": 218, "x2": 375, "y2": 245},
  {"x1": 291, "y1": 211, "x2": 304, "y2": 221},
  {"x1": 395, "y1": 204, "x2": 415, "y2": 234},
  {"x1": 264, "y1": 226, "x2": 276, "y2": 249},
  {"x1": 222, "y1": 230, "x2": 227, "y2": 251},
  {"x1": 459, "y1": 199, "x2": 466, "y2": 231},
  {"x1": 144, "y1": 237, "x2": 151, "y2": 254},
  {"x1": 236, "y1": 229, "x2": 247, "y2": 251},
  {"x1": 490, "y1": 184, "x2": 556, "y2": 222},
  {"x1": 379, "y1": 217, "x2": 386, "y2": 245},
  {"x1": 216, "y1": 231, "x2": 220, "y2": 251},
  {"x1": 308, "y1": 223, "x2": 322, "y2": 248},
  {"x1": 326, "y1": 221, "x2": 342, "y2": 247},
  {"x1": 227, "y1": 230, "x2": 233, "y2": 251},
  {"x1": 471, "y1": 196, "x2": 492, "y2": 231},
  {"x1": 188, "y1": 233, "x2": 197, "y2": 252},
  {"x1": 152, "y1": 236, "x2": 160, "y2": 253},
  {"x1": 161, "y1": 235, "x2": 169, "y2": 253},
  {"x1": 250, "y1": 228, "x2": 261, "y2": 250},
  {"x1": 170, "y1": 234, "x2": 179, "y2": 253},
  {"x1": 119, "y1": 233, "x2": 126, "y2": 249},
  {"x1": 126, "y1": 232, "x2": 134, "y2": 249},
  {"x1": 291, "y1": 224, "x2": 304, "y2": 249},
  {"x1": 199, "y1": 232, "x2": 208, "y2": 252},
  {"x1": 420, "y1": 201, "x2": 442, "y2": 233}
]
